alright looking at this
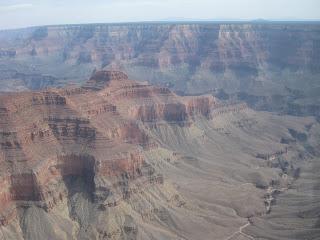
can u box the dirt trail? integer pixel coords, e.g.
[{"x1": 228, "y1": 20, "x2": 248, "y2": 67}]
[{"x1": 225, "y1": 222, "x2": 254, "y2": 240}]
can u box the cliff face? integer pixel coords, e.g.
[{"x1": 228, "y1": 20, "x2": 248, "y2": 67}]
[
  {"x1": 0, "y1": 23, "x2": 319, "y2": 117},
  {"x1": 1, "y1": 23, "x2": 319, "y2": 72},
  {"x1": 0, "y1": 70, "x2": 319, "y2": 240},
  {"x1": 0, "y1": 71, "x2": 217, "y2": 227}
]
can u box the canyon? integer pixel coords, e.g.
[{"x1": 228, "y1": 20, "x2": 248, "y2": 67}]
[
  {"x1": 0, "y1": 70, "x2": 319, "y2": 239},
  {"x1": 0, "y1": 22, "x2": 320, "y2": 118},
  {"x1": 0, "y1": 22, "x2": 320, "y2": 240}
]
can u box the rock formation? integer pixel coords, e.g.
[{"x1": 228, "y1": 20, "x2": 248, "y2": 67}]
[
  {"x1": 0, "y1": 71, "x2": 319, "y2": 240},
  {"x1": 0, "y1": 22, "x2": 319, "y2": 118},
  {"x1": 0, "y1": 70, "x2": 218, "y2": 228}
]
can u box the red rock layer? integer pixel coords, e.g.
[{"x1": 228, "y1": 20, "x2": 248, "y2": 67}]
[{"x1": 0, "y1": 70, "x2": 229, "y2": 225}]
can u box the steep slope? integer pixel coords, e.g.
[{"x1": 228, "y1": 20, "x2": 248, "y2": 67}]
[
  {"x1": 0, "y1": 71, "x2": 319, "y2": 240},
  {"x1": 0, "y1": 23, "x2": 319, "y2": 117}
]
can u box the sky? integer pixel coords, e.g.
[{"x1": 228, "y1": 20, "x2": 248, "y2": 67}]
[{"x1": 0, "y1": 0, "x2": 319, "y2": 30}]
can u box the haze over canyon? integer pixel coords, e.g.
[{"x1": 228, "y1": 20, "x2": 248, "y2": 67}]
[{"x1": 0, "y1": 22, "x2": 319, "y2": 240}]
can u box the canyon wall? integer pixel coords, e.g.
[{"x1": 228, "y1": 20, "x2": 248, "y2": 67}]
[
  {"x1": 0, "y1": 71, "x2": 318, "y2": 240},
  {"x1": 0, "y1": 71, "x2": 221, "y2": 227},
  {"x1": 1, "y1": 23, "x2": 319, "y2": 74},
  {"x1": 0, "y1": 22, "x2": 320, "y2": 117},
  {"x1": 0, "y1": 22, "x2": 319, "y2": 117}
]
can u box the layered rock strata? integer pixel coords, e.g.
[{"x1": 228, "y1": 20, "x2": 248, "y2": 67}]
[
  {"x1": 0, "y1": 70, "x2": 219, "y2": 226},
  {"x1": 1, "y1": 23, "x2": 319, "y2": 119}
]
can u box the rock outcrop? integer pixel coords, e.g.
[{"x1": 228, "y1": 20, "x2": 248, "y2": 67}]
[
  {"x1": 0, "y1": 70, "x2": 221, "y2": 227},
  {"x1": 83, "y1": 71, "x2": 128, "y2": 90}
]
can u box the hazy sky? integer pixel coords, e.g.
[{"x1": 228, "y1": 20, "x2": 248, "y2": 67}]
[{"x1": 0, "y1": 0, "x2": 319, "y2": 29}]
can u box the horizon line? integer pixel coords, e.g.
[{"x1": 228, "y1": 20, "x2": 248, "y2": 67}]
[{"x1": 1, "y1": 19, "x2": 320, "y2": 31}]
